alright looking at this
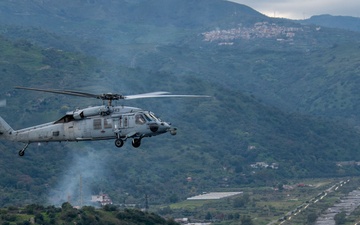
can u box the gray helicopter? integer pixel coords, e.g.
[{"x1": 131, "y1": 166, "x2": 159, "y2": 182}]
[{"x1": 0, "y1": 86, "x2": 209, "y2": 156}]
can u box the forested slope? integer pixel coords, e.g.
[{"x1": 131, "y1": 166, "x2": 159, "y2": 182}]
[
  {"x1": 0, "y1": 203, "x2": 178, "y2": 225},
  {"x1": 1, "y1": 33, "x2": 360, "y2": 207}
]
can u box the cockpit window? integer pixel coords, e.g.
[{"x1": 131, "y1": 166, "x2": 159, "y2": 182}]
[
  {"x1": 54, "y1": 115, "x2": 74, "y2": 124},
  {"x1": 144, "y1": 113, "x2": 152, "y2": 122},
  {"x1": 135, "y1": 114, "x2": 146, "y2": 125},
  {"x1": 143, "y1": 112, "x2": 161, "y2": 122},
  {"x1": 150, "y1": 112, "x2": 161, "y2": 122}
]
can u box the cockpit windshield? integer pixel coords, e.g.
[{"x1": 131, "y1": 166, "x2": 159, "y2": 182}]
[
  {"x1": 144, "y1": 112, "x2": 161, "y2": 122},
  {"x1": 150, "y1": 112, "x2": 161, "y2": 121},
  {"x1": 144, "y1": 113, "x2": 153, "y2": 122}
]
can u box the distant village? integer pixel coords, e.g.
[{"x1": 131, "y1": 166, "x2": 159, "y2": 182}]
[
  {"x1": 202, "y1": 22, "x2": 305, "y2": 45},
  {"x1": 250, "y1": 161, "x2": 279, "y2": 169},
  {"x1": 91, "y1": 193, "x2": 113, "y2": 206}
]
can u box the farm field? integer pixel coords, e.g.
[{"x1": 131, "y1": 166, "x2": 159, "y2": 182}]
[{"x1": 159, "y1": 178, "x2": 360, "y2": 225}]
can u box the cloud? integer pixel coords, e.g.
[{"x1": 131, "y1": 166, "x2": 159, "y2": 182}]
[{"x1": 228, "y1": 0, "x2": 360, "y2": 19}]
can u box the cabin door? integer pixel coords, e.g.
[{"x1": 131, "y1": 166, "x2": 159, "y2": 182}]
[{"x1": 64, "y1": 121, "x2": 75, "y2": 140}]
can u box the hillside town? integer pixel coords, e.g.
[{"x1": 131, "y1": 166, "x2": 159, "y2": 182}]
[{"x1": 202, "y1": 22, "x2": 304, "y2": 44}]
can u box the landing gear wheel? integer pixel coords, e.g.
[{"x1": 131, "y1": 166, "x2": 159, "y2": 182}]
[
  {"x1": 132, "y1": 139, "x2": 141, "y2": 148},
  {"x1": 115, "y1": 139, "x2": 124, "y2": 148},
  {"x1": 18, "y1": 143, "x2": 29, "y2": 157}
]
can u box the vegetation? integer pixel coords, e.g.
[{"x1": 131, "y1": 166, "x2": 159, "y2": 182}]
[
  {"x1": 1, "y1": 0, "x2": 360, "y2": 224},
  {"x1": 0, "y1": 203, "x2": 178, "y2": 225},
  {"x1": 1, "y1": 29, "x2": 360, "y2": 208},
  {"x1": 161, "y1": 178, "x2": 360, "y2": 224}
]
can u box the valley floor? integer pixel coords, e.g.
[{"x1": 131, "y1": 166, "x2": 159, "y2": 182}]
[{"x1": 160, "y1": 177, "x2": 360, "y2": 225}]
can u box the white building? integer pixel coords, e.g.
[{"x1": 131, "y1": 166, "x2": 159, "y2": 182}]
[{"x1": 91, "y1": 193, "x2": 113, "y2": 206}]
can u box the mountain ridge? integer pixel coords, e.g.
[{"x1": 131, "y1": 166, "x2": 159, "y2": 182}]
[
  {"x1": 300, "y1": 14, "x2": 360, "y2": 32},
  {"x1": 0, "y1": 0, "x2": 267, "y2": 29}
]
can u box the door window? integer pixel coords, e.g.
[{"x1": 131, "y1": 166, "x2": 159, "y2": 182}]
[
  {"x1": 93, "y1": 119, "x2": 102, "y2": 130},
  {"x1": 104, "y1": 118, "x2": 112, "y2": 129},
  {"x1": 135, "y1": 114, "x2": 146, "y2": 125}
]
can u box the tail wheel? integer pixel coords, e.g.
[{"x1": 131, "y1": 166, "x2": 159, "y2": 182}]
[
  {"x1": 132, "y1": 139, "x2": 141, "y2": 148},
  {"x1": 18, "y1": 143, "x2": 30, "y2": 157},
  {"x1": 115, "y1": 139, "x2": 124, "y2": 148},
  {"x1": 19, "y1": 150, "x2": 25, "y2": 156}
]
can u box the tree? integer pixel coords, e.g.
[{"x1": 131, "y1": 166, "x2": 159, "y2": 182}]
[
  {"x1": 205, "y1": 212, "x2": 212, "y2": 220},
  {"x1": 241, "y1": 215, "x2": 254, "y2": 225},
  {"x1": 35, "y1": 213, "x2": 44, "y2": 223},
  {"x1": 60, "y1": 202, "x2": 78, "y2": 222},
  {"x1": 61, "y1": 202, "x2": 73, "y2": 211},
  {"x1": 103, "y1": 204, "x2": 117, "y2": 212},
  {"x1": 233, "y1": 193, "x2": 250, "y2": 208},
  {"x1": 168, "y1": 194, "x2": 179, "y2": 203},
  {"x1": 334, "y1": 211, "x2": 346, "y2": 225},
  {"x1": 307, "y1": 212, "x2": 317, "y2": 224}
]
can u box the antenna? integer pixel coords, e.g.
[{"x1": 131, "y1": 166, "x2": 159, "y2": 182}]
[
  {"x1": 145, "y1": 194, "x2": 149, "y2": 211},
  {"x1": 79, "y1": 174, "x2": 83, "y2": 208}
]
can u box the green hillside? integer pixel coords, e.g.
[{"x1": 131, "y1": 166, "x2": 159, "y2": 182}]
[
  {"x1": 136, "y1": 24, "x2": 360, "y2": 125},
  {"x1": 1, "y1": 2, "x2": 360, "y2": 223},
  {"x1": 0, "y1": 203, "x2": 178, "y2": 225},
  {"x1": 1, "y1": 33, "x2": 360, "y2": 209},
  {"x1": 2, "y1": 0, "x2": 360, "y2": 126}
]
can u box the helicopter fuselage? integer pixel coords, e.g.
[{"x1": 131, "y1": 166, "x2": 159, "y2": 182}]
[
  {"x1": 0, "y1": 86, "x2": 208, "y2": 156},
  {"x1": 0, "y1": 105, "x2": 177, "y2": 156}
]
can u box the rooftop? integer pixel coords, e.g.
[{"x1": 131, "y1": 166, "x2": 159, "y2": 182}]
[{"x1": 187, "y1": 192, "x2": 242, "y2": 200}]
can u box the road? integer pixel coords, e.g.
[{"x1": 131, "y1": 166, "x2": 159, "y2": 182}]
[{"x1": 268, "y1": 180, "x2": 355, "y2": 225}]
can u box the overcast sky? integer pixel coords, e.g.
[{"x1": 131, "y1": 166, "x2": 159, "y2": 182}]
[{"x1": 228, "y1": 0, "x2": 360, "y2": 19}]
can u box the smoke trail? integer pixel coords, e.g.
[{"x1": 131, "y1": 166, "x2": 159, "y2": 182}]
[{"x1": 47, "y1": 145, "x2": 108, "y2": 207}]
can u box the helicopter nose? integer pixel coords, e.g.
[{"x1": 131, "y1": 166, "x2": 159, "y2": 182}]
[
  {"x1": 149, "y1": 122, "x2": 170, "y2": 133},
  {"x1": 162, "y1": 122, "x2": 177, "y2": 135},
  {"x1": 161, "y1": 122, "x2": 172, "y2": 133},
  {"x1": 161, "y1": 122, "x2": 170, "y2": 131},
  {"x1": 169, "y1": 127, "x2": 177, "y2": 135},
  {"x1": 149, "y1": 124, "x2": 159, "y2": 132}
]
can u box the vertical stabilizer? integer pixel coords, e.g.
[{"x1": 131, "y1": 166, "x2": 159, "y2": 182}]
[{"x1": 0, "y1": 116, "x2": 14, "y2": 140}]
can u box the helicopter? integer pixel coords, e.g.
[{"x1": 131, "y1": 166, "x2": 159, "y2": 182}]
[{"x1": 0, "y1": 86, "x2": 210, "y2": 156}]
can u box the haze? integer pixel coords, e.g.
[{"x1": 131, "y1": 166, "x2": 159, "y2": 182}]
[{"x1": 228, "y1": 0, "x2": 360, "y2": 19}]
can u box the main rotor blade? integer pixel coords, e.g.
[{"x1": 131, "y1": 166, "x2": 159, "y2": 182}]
[
  {"x1": 15, "y1": 86, "x2": 210, "y2": 101},
  {"x1": 14, "y1": 86, "x2": 126, "y2": 101},
  {"x1": 125, "y1": 92, "x2": 211, "y2": 100},
  {"x1": 15, "y1": 86, "x2": 100, "y2": 99},
  {"x1": 123, "y1": 92, "x2": 169, "y2": 99}
]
